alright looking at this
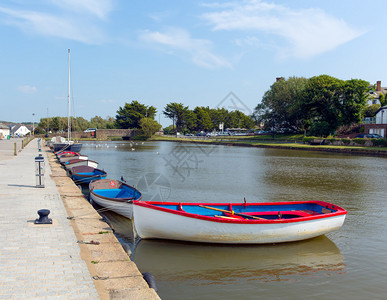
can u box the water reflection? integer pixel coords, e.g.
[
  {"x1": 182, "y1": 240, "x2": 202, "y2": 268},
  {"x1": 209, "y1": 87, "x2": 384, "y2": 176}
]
[
  {"x1": 80, "y1": 141, "x2": 387, "y2": 300},
  {"x1": 131, "y1": 237, "x2": 344, "y2": 300}
]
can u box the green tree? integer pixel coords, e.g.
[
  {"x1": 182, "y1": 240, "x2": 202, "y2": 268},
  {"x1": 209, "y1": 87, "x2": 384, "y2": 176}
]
[
  {"x1": 50, "y1": 117, "x2": 67, "y2": 132},
  {"x1": 72, "y1": 117, "x2": 89, "y2": 132},
  {"x1": 184, "y1": 110, "x2": 197, "y2": 133},
  {"x1": 208, "y1": 107, "x2": 229, "y2": 129},
  {"x1": 37, "y1": 118, "x2": 51, "y2": 133},
  {"x1": 339, "y1": 79, "x2": 369, "y2": 125},
  {"x1": 362, "y1": 104, "x2": 381, "y2": 118},
  {"x1": 193, "y1": 107, "x2": 213, "y2": 131},
  {"x1": 116, "y1": 100, "x2": 156, "y2": 129},
  {"x1": 163, "y1": 102, "x2": 189, "y2": 132},
  {"x1": 302, "y1": 75, "x2": 369, "y2": 133},
  {"x1": 89, "y1": 116, "x2": 106, "y2": 129},
  {"x1": 105, "y1": 116, "x2": 117, "y2": 129},
  {"x1": 139, "y1": 117, "x2": 161, "y2": 138},
  {"x1": 163, "y1": 125, "x2": 176, "y2": 135},
  {"x1": 379, "y1": 93, "x2": 387, "y2": 106},
  {"x1": 253, "y1": 76, "x2": 308, "y2": 131}
]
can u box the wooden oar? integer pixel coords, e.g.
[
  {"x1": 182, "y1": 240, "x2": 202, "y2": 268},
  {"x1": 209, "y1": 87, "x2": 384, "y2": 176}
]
[
  {"x1": 214, "y1": 215, "x2": 240, "y2": 220},
  {"x1": 199, "y1": 205, "x2": 265, "y2": 220}
]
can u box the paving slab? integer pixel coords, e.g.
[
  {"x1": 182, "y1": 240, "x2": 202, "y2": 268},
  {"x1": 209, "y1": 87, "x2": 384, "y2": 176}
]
[
  {"x1": 0, "y1": 138, "x2": 100, "y2": 299},
  {"x1": 0, "y1": 139, "x2": 160, "y2": 300}
]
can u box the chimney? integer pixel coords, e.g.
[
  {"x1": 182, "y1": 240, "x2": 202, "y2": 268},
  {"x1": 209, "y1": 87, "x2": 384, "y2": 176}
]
[{"x1": 377, "y1": 81, "x2": 381, "y2": 92}]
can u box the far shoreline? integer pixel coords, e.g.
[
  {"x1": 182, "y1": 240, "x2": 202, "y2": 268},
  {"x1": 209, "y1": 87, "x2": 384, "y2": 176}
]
[
  {"x1": 40, "y1": 135, "x2": 387, "y2": 157},
  {"x1": 148, "y1": 136, "x2": 387, "y2": 157}
]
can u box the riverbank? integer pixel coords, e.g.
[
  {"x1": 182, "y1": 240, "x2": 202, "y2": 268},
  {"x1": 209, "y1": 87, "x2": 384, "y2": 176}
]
[
  {"x1": 149, "y1": 136, "x2": 387, "y2": 157},
  {"x1": 0, "y1": 138, "x2": 159, "y2": 299},
  {"x1": 46, "y1": 147, "x2": 160, "y2": 299}
]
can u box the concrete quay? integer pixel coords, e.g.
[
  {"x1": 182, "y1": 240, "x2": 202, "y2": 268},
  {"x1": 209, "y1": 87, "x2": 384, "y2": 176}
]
[{"x1": 0, "y1": 138, "x2": 160, "y2": 299}]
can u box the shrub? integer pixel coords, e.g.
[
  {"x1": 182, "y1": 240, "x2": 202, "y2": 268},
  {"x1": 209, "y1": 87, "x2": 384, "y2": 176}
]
[
  {"x1": 352, "y1": 138, "x2": 366, "y2": 145},
  {"x1": 309, "y1": 121, "x2": 331, "y2": 137},
  {"x1": 335, "y1": 123, "x2": 361, "y2": 136},
  {"x1": 303, "y1": 136, "x2": 317, "y2": 144},
  {"x1": 341, "y1": 138, "x2": 351, "y2": 145},
  {"x1": 372, "y1": 138, "x2": 387, "y2": 147}
]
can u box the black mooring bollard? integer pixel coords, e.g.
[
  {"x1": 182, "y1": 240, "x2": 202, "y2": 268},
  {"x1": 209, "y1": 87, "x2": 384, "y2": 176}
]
[{"x1": 34, "y1": 209, "x2": 52, "y2": 224}]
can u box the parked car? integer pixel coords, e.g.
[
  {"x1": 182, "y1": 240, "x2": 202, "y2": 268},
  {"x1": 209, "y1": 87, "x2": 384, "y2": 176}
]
[
  {"x1": 356, "y1": 133, "x2": 382, "y2": 139},
  {"x1": 196, "y1": 132, "x2": 206, "y2": 136},
  {"x1": 206, "y1": 132, "x2": 218, "y2": 137},
  {"x1": 84, "y1": 128, "x2": 96, "y2": 133}
]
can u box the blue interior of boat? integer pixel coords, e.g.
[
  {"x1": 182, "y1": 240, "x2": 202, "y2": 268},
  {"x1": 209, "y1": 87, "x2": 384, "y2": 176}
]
[
  {"x1": 94, "y1": 188, "x2": 140, "y2": 199},
  {"x1": 156, "y1": 202, "x2": 332, "y2": 216},
  {"x1": 77, "y1": 170, "x2": 105, "y2": 176}
]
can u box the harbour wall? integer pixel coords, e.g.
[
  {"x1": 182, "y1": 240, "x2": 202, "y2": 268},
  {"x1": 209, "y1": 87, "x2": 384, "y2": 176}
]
[{"x1": 47, "y1": 148, "x2": 160, "y2": 299}]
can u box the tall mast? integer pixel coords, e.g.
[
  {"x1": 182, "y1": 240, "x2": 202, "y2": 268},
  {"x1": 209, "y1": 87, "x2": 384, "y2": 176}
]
[{"x1": 67, "y1": 49, "x2": 71, "y2": 141}]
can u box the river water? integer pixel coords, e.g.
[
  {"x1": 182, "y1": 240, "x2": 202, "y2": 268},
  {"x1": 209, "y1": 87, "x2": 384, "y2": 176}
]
[{"x1": 81, "y1": 141, "x2": 387, "y2": 300}]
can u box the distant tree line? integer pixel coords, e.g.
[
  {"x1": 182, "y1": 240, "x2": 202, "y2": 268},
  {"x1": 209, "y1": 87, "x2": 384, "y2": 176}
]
[
  {"x1": 253, "y1": 75, "x2": 371, "y2": 136},
  {"x1": 36, "y1": 74, "x2": 375, "y2": 138},
  {"x1": 162, "y1": 102, "x2": 255, "y2": 134},
  {"x1": 36, "y1": 115, "x2": 116, "y2": 134}
]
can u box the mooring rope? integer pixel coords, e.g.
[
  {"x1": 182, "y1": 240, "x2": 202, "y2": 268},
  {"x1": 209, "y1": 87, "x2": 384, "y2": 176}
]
[{"x1": 67, "y1": 200, "x2": 133, "y2": 220}]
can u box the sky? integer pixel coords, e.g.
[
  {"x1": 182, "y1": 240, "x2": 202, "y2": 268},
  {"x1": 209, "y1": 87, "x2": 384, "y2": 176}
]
[{"x1": 0, "y1": 0, "x2": 386, "y2": 127}]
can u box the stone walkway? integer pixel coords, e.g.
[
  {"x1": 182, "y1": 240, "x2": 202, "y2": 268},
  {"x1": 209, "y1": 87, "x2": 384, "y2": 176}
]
[{"x1": 0, "y1": 139, "x2": 99, "y2": 299}]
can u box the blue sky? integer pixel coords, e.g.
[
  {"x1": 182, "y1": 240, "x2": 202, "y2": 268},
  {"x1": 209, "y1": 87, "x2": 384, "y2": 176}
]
[{"x1": 0, "y1": 0, "x2": 385, "y2": 126}]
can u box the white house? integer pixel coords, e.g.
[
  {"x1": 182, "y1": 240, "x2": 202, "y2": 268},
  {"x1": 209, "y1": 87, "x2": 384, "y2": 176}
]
[
  {"x1": 9, "y1": 124, "x2": 31, "y2": 137},
  {"x1": 367, "y1": 81, "x2": 387, "y2": 106},
  {"x1": 364, "y1": 105, "x2": 387, "y2": 137},
  {"x1": 0, "y1": 123, "x2": 10, "y2": 139}
]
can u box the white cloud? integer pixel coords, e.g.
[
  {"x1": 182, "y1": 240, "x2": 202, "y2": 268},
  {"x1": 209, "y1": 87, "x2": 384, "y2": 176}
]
[
  {"x1": 139, "y1": 27, "x2": 231, "y2": 69},
  {"x1": 0, "y1": 1, "x2": 111, "y2": 44},
  {"x1": 50, "y1": 0, "x2": 113, "y2": 19},
  {"x1": 18, "y1": 85, "x2": 37, "y2": 94},
  {"x1": 202, "y1": 0, "x2": 365, "y2": 59}
]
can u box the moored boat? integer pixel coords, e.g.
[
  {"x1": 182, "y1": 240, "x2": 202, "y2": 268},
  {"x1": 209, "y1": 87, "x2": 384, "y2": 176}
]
[
  {"x1": 59, "y1": 154, "x2": 88, "y2": 164},
  {"x1": 53, "y1": 142, "x2": 82, "y2": 153},
  {"x1": 64, "y1": 159, "x2": 99, "y2": 170},
  {"x1": 70, "y1": 165, "x2": 107, "y2": 185},
  {"x1": 89, "y1": 179, "x2": 142, "y2": 219},
  {"x1": 56, "y1": 151, "x2": 78, "y2": 157},
  {"x1": 132, "y1": 200, "x2": 347, "y2": 244}
]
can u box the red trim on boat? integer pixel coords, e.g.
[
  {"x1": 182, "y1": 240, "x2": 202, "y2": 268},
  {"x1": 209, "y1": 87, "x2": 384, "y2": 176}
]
[{"x1": 132, "y1": 200, "x2": 347, "y2": 224}]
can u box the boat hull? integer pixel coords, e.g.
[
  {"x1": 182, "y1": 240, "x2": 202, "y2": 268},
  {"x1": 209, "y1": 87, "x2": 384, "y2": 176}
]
[
  {"x1": 70, "y1": 166, "x2": 107, "y2": 185},
  {"x1": 90, "y1": 193, "x2": 134, "y2": 219},
  {"x1": 133, "y1": 201, "x2": 347, "y2": 244},
  {"x1": 64, "y1": 159, "x2": 98, "y2": 170},
  {"x1": 89, "y1": 179, "x2": 142, "y2": 219},
  {"x1": 59, "y1": 155, "x2": 88, "y2": 164},
  {"x1": 53, "y1": 142, "x2": 82, "y2": 153}
]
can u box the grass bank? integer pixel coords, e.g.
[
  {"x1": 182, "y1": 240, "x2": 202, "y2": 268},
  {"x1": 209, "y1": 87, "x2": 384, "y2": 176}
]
[{"x1": 149, "y1": 135, "x2": 387, "y2": 156}]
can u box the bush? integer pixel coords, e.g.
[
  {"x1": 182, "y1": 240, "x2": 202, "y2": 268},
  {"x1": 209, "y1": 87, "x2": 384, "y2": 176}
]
[
  {"x1": 372, "y1": 138, "x2": 387, "y2": 147},
  {"x1": 352, "y1": 138, "x2": 366, "y2": 145},
  {"x1": 341, "y1": 138, "x2": 351, "y2": 145},
  {"x1": 303, "y1": 136, "x2": 317, "y2": 144},
  {"x1": 335, "y1": 123, "x2": 361, "y2": 135},
  {"x1": 309, "y1": 121, "x2": 331, "y2": 137}
]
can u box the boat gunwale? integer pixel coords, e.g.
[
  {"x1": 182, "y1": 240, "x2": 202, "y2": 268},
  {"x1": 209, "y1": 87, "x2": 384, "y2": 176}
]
[
  {"x1": 89, "y1": 179, "x2": 142, "y2": 203},
  {"x1": 65, "y1": 158, "x2": 98, "y2": 166},
  {"x1": 132, "y1": 200, "x2": 347, "y2": 224}
]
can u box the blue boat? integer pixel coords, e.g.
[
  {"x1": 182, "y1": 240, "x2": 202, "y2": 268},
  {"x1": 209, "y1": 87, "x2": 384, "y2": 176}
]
[
  {"x1": 70, "y1": 166, "x2": 107, "y2": 185},
  {"x1": 89, "y1": 179, "x2": 142, "y2": 219}
]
